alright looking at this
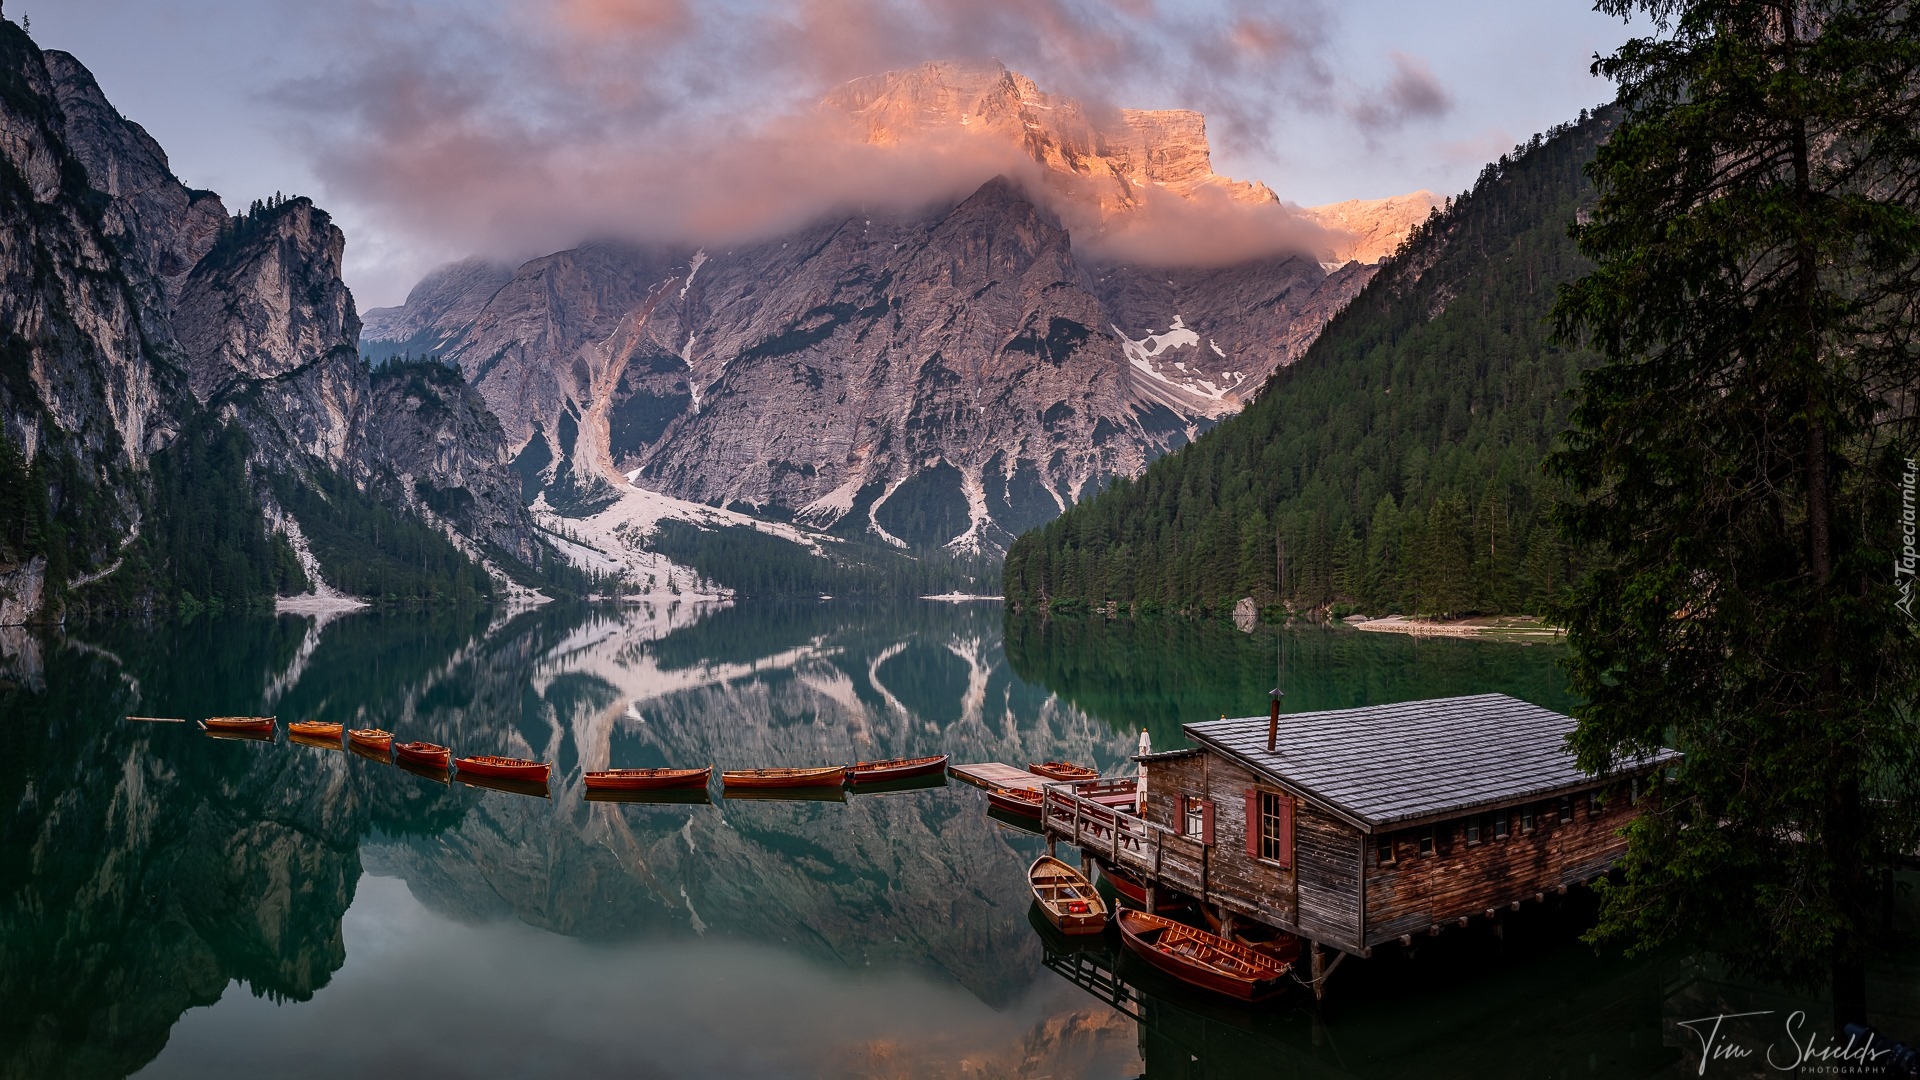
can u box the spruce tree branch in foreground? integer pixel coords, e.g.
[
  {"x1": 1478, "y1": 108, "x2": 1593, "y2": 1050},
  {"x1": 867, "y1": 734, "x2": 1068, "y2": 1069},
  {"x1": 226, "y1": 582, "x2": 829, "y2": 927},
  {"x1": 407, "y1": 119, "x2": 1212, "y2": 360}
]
[{"x1": 1551, "y1": 0, "x2": 1920, "y2": 1033}]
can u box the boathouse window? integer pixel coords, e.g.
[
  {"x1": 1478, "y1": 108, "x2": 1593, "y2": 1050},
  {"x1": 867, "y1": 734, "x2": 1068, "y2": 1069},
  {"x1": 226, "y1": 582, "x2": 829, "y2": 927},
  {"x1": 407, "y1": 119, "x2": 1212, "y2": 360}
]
[
  {"x1": 1493, "y1": 810, "x2": 1510, "y2": 839},
  {"x1": 1466, "y1": 816, "x2": 1482, "y2": 845},
  {"x1": 1252, "y1": 791, "x2": 1293, "y2": 867},
  {"x1": 1418, "y1": 826, "x2": 1435, "y2": 856},
  {"x1": 1589, "y1": 789, "x2": 1602, "y2": 816},
  {"x1": 1376, "y1": 834, "x2": 1396, "y2": 866},
  {"x1": 1631, "y1": 778, "x2": 1641, "y2": 804},
  {"x1": 1520, "y1": 805, "x2": 1535, "y2": 833},
  {"x1": 1181, "y1": 796, "x2": 1213, "y2": 844},
  {"x1": 1558, "y1": 796, "x2": 1574, "y2": 823}
]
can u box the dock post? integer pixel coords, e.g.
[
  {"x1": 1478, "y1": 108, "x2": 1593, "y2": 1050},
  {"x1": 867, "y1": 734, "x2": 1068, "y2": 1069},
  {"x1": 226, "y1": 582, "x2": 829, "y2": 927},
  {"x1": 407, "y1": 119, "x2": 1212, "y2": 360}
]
[
  {"x1": 1145, "y1": 883, "x2": 1157, "y2": 911},
  {"x1": 1310, "y1": 942, "x2": 1327, "y2": 1003},
  {"x1": 1047, "y1": 836, "x2": 1056, "y2": 859}
]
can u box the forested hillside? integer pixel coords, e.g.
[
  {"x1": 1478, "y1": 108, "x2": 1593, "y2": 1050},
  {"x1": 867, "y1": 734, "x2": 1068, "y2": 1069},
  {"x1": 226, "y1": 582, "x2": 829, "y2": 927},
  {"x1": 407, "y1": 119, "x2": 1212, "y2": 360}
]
[{"x1": 1004, "y1": 110, "x2": 1614, "y2": 618}]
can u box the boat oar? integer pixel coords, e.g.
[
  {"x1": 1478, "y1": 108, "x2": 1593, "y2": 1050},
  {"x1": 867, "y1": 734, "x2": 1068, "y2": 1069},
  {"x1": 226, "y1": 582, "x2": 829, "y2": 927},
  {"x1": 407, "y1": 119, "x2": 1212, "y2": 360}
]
[{"x1": 125, "y1": 716, "x2": 187, "y2": 723}]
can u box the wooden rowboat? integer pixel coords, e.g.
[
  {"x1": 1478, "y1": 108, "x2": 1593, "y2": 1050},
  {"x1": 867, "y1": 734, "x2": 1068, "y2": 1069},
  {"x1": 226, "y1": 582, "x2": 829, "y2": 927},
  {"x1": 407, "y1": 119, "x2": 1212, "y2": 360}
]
[
  {"x1": 1030, "y1": 761, "x2": 1099, "y2": 782},
  {"x1": 584, "y1": 766, "x2": 711, "y2": 791},
  {"x1": 1115, "y1": 909, "x2": 1292, "y2": 1002},
  {"x1": 348, "y1": 728, "x2": 394, "y2": 753},
  {"x1": 455, "y1": 755, "x2": 551, "y2": 783},
  {"x1": 394, "y1": 741, "x2": 452, "y2": 771},
  {"x1": 202, "y1": 716, "x2": 274, "y2": 735},
  {"x1": 847, "y1": 755, "x2": 948, "y2": 784},
  {"x1": 288, "y1": 720, "x2": 344, "y2": 740},
  {"x1": 1199, "y1": 903, "x2": 1305, "y2": 963},
  {"x1": 1097, "y1": 861, "x2": 1189, "y2": 913},
  {"x1": 1029, "y1": 856, "x2": 1109, "y2": 936},
  {"x1": 986, "y1": 785, "x2": 1044, "y2": 818},
  {"x1": 721, "y1": 766, "x2": 847, "y2": 789}
]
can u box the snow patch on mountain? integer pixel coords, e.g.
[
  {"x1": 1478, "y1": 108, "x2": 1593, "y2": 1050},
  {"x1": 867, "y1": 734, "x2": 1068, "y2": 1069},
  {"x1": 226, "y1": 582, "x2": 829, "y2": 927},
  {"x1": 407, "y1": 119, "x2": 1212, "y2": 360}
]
[
  {"x1": 1113, "y1": 316, "x2": 1242, "y2": 406},
  {"x1": 679, "y1": 250, "x2": 707, "y2": 300}
]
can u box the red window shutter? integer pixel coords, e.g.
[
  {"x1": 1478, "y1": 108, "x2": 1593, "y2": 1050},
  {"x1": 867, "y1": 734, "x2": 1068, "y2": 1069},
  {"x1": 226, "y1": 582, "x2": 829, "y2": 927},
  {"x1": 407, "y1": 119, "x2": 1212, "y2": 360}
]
[
  {"x1": 1245, "y1": 789, "x2": 1261, "y2": 858},
  {"x1": 1278, "y1": 796, "x2": 1296, "y2": 869},
  {"x1": 1201, "y1": 799, "x2": 1215, "y2": 846},
  {"x1": 1174, "y1": 792, "x2": 1187, "y2": 830}
]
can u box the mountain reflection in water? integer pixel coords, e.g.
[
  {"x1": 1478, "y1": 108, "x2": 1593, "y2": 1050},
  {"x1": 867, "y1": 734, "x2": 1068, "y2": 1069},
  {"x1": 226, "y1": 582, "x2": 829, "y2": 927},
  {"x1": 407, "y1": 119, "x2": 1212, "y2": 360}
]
[{"x1": 0, "y1": 602, "x2": 1910, "y2": 1079}]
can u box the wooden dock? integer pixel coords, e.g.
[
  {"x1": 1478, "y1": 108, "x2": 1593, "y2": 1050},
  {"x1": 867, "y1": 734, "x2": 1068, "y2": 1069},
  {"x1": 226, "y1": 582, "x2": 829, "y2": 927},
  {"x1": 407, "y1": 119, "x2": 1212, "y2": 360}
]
[{"x1": 949, "y1": 762, "x2": 1048, "y2": 792}]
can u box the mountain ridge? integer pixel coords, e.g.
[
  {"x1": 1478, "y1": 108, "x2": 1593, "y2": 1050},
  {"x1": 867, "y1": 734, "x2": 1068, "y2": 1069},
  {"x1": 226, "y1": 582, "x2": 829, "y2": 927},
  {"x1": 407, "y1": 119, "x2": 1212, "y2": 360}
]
[
  {"x1": 0, "y1": 24, "x2": 566, "y2": 620},
  {"x1": 1004, "y1": 111, "x2": 1616, "y2": 617},
  {"x1": 362, "y1": 64, "x2": 1428, "y2": 565}
]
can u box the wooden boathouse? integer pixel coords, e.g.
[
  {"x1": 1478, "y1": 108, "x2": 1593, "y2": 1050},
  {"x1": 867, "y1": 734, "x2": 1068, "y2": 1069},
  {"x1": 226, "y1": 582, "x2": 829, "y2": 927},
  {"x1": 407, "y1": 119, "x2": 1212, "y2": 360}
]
[{"x1": 1038, "y1": 693, "x2": 1676, "y2": 983}]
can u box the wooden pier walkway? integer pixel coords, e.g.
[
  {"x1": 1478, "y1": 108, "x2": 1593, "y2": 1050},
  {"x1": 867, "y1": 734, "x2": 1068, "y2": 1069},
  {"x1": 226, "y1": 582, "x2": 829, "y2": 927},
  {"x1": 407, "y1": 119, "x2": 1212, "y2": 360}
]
[{"x1": 948, "y1": 762, "x2": 1048, "y2": 792}]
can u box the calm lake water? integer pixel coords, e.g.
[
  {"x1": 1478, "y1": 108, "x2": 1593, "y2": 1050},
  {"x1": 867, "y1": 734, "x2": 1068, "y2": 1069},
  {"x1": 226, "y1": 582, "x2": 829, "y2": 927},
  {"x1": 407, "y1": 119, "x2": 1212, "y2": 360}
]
[{"x1": 1, "y1": 601, "x2": 1913, "y2": 1079}]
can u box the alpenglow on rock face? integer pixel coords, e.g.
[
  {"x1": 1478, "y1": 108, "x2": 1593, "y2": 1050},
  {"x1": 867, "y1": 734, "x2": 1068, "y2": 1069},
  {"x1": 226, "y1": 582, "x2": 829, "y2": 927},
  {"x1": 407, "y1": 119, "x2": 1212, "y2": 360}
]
[{"x1": 366, "y1": 64, "x2": 1428, "y2": 554}]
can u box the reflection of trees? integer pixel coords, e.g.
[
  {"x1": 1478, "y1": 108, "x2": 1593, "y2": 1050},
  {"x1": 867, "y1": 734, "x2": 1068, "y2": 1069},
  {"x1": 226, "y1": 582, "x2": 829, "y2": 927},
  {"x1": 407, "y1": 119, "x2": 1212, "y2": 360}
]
[
  {"x1": 1004, "y1": 613, "x2": 1576, "y2": 747},
  {"x1": 0, "y1": 632, "x2": 366, "y2": 1080}
]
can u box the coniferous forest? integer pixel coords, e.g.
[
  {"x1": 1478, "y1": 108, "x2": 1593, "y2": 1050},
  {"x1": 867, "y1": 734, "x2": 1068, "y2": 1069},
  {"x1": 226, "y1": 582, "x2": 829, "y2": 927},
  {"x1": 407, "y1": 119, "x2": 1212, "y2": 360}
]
[{"x1": 1003, "y1": 110, "x2": 1616, "y2": 618}]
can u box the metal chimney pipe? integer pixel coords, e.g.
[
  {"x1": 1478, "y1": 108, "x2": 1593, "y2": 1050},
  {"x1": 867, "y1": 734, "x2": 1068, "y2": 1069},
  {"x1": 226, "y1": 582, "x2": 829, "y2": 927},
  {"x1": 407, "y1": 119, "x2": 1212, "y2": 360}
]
[{"x1": 1267, "y1": 688, "x2": 1283, "y2": 752}]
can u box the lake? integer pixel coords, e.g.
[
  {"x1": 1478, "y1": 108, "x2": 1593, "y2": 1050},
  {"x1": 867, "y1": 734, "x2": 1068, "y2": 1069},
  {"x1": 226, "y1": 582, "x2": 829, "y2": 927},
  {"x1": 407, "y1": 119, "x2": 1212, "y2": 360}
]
[{"x1": 1, "y1": 601, "x2": 1912, "y2": 1078}]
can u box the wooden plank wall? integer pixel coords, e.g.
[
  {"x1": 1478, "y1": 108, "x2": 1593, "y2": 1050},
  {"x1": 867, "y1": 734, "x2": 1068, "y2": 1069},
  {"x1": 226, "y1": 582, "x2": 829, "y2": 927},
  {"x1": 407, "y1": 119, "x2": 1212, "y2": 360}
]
[
  {"x1": 1294, "y1": 803, "x2": 1363, "y2": 947},
  {"x1": 1361, "y1": 785, "x2": 1638, "y2": 946},
  {"x1": 1143, "y1": 751, "x2": 1367, "y2": 953}
]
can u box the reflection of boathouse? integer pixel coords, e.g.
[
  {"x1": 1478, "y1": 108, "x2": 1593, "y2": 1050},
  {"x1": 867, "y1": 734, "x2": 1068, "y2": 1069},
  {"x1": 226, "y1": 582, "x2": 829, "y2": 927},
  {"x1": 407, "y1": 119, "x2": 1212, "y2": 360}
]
[{"x1": 1040, "y1": 694, "x2": 1676, "y2": 975}]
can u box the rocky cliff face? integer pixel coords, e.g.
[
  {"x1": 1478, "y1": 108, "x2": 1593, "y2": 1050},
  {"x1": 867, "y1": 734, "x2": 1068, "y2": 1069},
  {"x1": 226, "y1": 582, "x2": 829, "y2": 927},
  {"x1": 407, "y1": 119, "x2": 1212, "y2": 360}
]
[
  {"x1": 363, "y1": 360, "x2": 541, "y2": 566},
  {"x1": 365, "y1": 65, "x2": 1425, "y2": 555},
  {"x1": 0, "y1": 24, "x2": 545, "y2": 614},
  {"x1": 173, "y1": 200, "x2": 367, "y2": 471},
  {"x1": 374, "y1": 178, "x2": 1371, "y2": 552}
]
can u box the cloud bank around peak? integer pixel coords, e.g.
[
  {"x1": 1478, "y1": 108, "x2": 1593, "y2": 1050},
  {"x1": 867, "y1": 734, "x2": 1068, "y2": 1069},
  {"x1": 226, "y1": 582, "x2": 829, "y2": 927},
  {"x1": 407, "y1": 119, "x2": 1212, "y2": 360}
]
[{"x1": 268, "y1": 0, "x2": 1450, "y2": 302}]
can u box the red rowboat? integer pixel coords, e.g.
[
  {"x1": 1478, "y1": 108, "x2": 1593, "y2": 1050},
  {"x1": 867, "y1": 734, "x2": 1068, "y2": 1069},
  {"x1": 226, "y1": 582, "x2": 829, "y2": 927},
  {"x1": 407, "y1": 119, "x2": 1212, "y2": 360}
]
[
  {"x1": 348, "y1": 729, "x2": 393, "y2": 753},
  {"x1": 455, "y1": 755, "x2": 552, "y2": 782},
  {"x1": 847, "y1": 755, "x2": 948, "y2": 784},
  {"x1": 1097, "y1": 861, "x2": 1189, "y2": 913},
  {"x1": 721, "y1": 766, "x2": 847, "y2": 789},
  {"x1": 395, "y1": 741, "x2": 452, "y2": 771},
  {"x1": 202, "y1": 716, "x2": 274, "y2": 735},
  {"x1": 986, "y1": 786, "x2": 1044, "y2": 818},
  {"x1": 1030, "y1": 761, "x2": 1098, "y2": 782},
  {"x1": 1115, "y1": 909, "x2": 1292, "y2": 1002},
  {"x1": 1199, "y1": 903, "x2": 1305, "y2": 963},
  {"x1": 584, "y1": 766, "x2": 711, "y2": 791},
  {"x1": 1030, "y1": 856, "x2": 1109, "y2": 935},
  {"x1": 288, "y1": 720, "x2": 344, "y2": 741}
]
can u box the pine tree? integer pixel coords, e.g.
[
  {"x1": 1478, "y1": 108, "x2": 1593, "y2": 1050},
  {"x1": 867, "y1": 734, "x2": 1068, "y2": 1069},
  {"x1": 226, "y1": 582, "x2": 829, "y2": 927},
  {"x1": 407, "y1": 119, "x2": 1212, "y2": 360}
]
[{"x1": 1552, "y1": 0, "x2": 1920, "y2": 1029}]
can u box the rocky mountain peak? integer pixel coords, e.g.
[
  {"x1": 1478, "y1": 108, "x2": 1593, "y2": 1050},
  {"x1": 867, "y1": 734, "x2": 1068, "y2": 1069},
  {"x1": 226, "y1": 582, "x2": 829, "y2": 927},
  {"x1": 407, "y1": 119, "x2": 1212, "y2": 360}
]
[
  {"x1": 819, "y1": 60, "x2": 1277, "y2": 221},
  {"x1": 359, "y1": 256, "x2": 514, "y2": 357},
  {"x1": 173, "y1": 197, "x2": 365, "y2": 470},
  {"x1": 1303, "y1": 189, "x2": 1442, "y2": 264}
]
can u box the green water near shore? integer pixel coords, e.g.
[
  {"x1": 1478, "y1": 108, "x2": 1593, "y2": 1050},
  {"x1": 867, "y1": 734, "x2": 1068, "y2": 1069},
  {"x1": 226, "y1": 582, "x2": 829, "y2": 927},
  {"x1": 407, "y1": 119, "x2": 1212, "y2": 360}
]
[{"x1": 0, "y1": 602, "x2": 1910, "y2": 1078}]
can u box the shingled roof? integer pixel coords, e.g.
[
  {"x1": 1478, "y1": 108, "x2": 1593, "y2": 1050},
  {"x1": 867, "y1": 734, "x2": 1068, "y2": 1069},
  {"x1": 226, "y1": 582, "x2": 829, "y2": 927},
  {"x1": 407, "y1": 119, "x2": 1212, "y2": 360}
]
[{"x1": 1184, "y1": 693, "x2": 1678, "y2": 831}]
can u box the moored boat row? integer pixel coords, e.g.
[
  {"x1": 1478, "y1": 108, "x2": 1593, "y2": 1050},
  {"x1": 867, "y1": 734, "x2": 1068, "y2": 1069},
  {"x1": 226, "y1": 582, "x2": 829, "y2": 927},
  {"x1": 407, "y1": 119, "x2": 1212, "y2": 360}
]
[{"x1": 200, "y1": 717, "x2": 948, "y2": 797}]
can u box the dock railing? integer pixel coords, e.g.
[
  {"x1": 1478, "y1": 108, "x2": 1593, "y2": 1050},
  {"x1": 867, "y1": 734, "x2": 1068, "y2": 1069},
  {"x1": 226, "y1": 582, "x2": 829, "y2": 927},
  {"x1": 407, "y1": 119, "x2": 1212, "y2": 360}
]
[{"x1": 1040, "y1": 780, "x2": 1210, "y2": 900}]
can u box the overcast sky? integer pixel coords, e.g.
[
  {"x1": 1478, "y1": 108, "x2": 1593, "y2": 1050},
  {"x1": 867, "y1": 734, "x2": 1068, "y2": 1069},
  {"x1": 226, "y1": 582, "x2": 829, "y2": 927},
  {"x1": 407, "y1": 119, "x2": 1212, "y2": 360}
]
[{"x1": 24, "y1": 1, "x2": 1646, "y2": 307}]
